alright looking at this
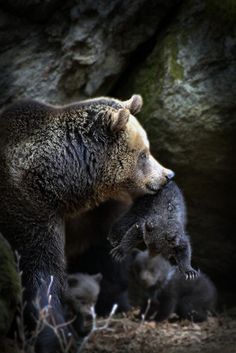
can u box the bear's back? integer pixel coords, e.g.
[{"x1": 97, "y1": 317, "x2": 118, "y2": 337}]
[{"x1": 0, "y1": 100, "x2": 57, "y2": 143}]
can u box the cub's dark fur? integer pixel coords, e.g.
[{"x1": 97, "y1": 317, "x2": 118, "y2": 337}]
[
  {"x1": 129, "y1": 250, "x2": 217, "y2": 322},
  {"x1": 109, "y1": 181, "x2": 197, "y2": 279},
  {"x1": 66, "y1": 199, "x2": 131, "y2": 316},
  {"x1": 64, "y1": 272, "x2": 102, "y2": 335},
  {"x1": 66, "y1": 200, "x2": 130, "y2": 316}
]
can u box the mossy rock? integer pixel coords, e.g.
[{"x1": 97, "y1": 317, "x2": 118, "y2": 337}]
[
  {"x1": 115, "y1": 0, "x2": 236, "y2": 301},
  {"x1": 0, "y1": 233, "x2": 21, "y2": 336}
]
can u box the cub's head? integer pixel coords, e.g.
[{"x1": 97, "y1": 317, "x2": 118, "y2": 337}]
[
  {"x1": 143, "y1": 218, "x2": 184, "y2": 257},
  {"x1": 130, "y1": 249, "x2": 172, "y2": 288},
  {"x1": 65, "y1": 273, "x2": 102, "y2": 318},
  {"x1": 97, "y1": 94, "x2": 174, "y2": 200}
]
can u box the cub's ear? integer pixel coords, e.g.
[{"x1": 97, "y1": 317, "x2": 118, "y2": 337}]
[
  {"x1": 108, "y1": 108, "x2": 130, "y2": 133},
  {"x1": 123, "y1": 94, "x2": 143, "y2": 115},
  {"x1": 93, "y1": 273, "x2": 103, "y2": 284}
]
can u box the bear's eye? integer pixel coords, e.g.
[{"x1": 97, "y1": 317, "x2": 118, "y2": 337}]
[{"x1": 139, "y1": 151, "x2": 148, "y2": 160}]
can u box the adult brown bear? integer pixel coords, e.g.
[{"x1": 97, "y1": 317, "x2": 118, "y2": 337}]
[{"x1": 0, "y1": 94, "x2": 174, "y2": 352}]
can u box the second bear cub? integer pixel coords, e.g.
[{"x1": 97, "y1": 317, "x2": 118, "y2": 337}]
[
  {"x1": 129, "y1": 250, "x2": 217, "y2": 322},
  {"x1": 108, "y1": 181, "x2": 198, "y2": 279}
]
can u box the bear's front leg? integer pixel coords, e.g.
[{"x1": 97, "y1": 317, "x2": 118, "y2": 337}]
[
  {"x1": 25, "y1": 275, "x2": 70, "y2": 353},
  {"x1": 154, "y1": 291, "x2": 178, "y2": 322},
  {"x1": 110, "y1": 223, "x2": 144, "y2": 262},
  {"x1": 18, "y1": 221, "x2": 75, "y2": 353},
  {"x1": 173, "y1": 236, "x2": 199, "y2": 280},
  {"x1": 108, "y1": 212, "x2": 141, "y2": 248}
]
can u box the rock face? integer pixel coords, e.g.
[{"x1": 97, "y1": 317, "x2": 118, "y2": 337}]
[
  {"x1": 0, "y1": 0, "x2": 180, "y2": 108},
  {"x1": 0, "y1": 233, "x2": 20, "y2": 336},
  {"x1": 114, "y1": 0, "x2": 236, "y2": 296}
]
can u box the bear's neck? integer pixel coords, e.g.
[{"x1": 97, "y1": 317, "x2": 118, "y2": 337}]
[{"x1": 54, "y1": 112, "x2": 110, "y2": 215}]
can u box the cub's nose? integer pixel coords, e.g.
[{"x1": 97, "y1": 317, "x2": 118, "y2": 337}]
[{"x1": 165, "y1": 169, "x2": 175, "y2": 181}]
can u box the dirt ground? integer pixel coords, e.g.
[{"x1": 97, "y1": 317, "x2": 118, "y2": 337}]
[
  {"x1": 2, "y1": 310, "x2": 236, "y2": 353},
  {"x1": 81, "y1": 311, "x2": 236, "y2": 353}
]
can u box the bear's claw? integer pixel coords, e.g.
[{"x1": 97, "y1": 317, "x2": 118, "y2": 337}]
[
  {"x1": 107, "y1": 236, "x2": 119, "y2": 247},
  {"x1": 184, "y1": 268, "x2": 200, "y2": 280},
  {"x1": 110, "y1": 246, "x2": 125, "y2": 262}
]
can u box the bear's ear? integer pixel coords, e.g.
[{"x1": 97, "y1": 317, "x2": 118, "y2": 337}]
[
  {"x1": 93, "y1": 273, "x2": 103, "y2": 284},
  {"x1": 123, "y1": 94, "x2": 143, "y2": 115},
  {"x1": 108, "y1": 108, "x2": 130, "y2": 133}
]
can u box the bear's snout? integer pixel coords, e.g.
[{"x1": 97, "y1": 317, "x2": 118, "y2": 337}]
[
  {"x1": 165, "y1": 170, "x2": 175, "y2": 181},
  {"x1": 146, "y1": 156, "x2": 175, "y2": 192}
]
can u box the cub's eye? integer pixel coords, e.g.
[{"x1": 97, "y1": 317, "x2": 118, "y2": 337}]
[{"x1": 140, "y1": 151, "x2": 148, "y2": 160}]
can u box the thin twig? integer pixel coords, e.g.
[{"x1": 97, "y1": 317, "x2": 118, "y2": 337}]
[
  {"x1": 141, "y1": 298, "x2": 151, "y2": 325},
  {"x1": 77, "y1": 303, "x2": 118, "y2": 353}
]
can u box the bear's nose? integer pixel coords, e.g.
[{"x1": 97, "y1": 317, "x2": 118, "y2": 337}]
[{"x1": 165, "y1": 170, "x2": 175, "y2": 181}]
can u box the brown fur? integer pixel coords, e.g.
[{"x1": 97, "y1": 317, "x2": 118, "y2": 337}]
[{"x1": 0, "y1": 94, "x2": 173, "y2": 351}]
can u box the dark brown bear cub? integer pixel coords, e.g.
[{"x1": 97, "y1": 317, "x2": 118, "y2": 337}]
[
  {"x1": 109, "y1": 181, "x2": 198, "y2": 279},
  {"x1": 0, "y1": 94, "x2": 174, "y2": 352},
  {"x1": 129, "y1": 250, "x2": 217, "y2": 322},
  {"x1": 64, "y1": 272, "x2": 102, "y2": 336}
]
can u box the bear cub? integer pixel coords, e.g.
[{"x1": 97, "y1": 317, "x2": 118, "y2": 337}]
[
  {"x1": 108, "y1": 181, "x2": 198, "y2": 279},
  {"x1": 64, "y1": 272, "x2": 102, "y2": 335},
  {"x1": 129, "y1": 250, "x2": 217, "y2": 322}
]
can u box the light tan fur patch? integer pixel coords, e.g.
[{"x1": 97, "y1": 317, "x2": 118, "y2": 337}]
[{"x1": 126, "y1": 114, "x2": 150, "y2": 152}]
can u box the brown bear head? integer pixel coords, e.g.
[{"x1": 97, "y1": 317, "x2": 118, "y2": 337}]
[{"x1": 96, "y1": 94, "x2": 174, "y2": 202}]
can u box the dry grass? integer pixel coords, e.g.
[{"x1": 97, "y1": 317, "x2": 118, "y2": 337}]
[
  {"x1": 3, "y1": 308, "x2": 236, "y2": 353},
  {"x1": 81, "y1": 310, "x2": 236, "y2": 353}
]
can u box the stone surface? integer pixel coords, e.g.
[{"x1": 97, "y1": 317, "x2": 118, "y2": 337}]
[
  {"x1": 115, "y1": 0, "x2": 236, "y2": 295},
  {"x1": 0, "y1": 233, "x2": 20, "y2": 336},
  {"x1": 0, "y1": 0, "x2": 180, "y2": 108}
]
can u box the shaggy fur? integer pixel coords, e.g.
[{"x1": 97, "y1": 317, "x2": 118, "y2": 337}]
[{"x1": 109, "y1": 181, "x2": 197, "y2": 279}]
